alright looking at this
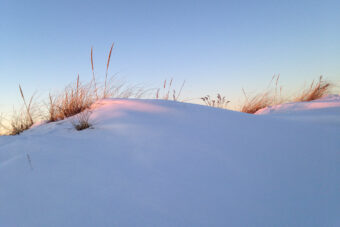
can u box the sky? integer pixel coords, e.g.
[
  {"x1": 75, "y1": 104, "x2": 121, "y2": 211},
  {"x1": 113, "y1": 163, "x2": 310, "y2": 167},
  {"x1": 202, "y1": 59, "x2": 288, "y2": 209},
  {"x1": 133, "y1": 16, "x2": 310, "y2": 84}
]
[{"x1": 1, "y1": 0, "x2": 340, "y2": 112}]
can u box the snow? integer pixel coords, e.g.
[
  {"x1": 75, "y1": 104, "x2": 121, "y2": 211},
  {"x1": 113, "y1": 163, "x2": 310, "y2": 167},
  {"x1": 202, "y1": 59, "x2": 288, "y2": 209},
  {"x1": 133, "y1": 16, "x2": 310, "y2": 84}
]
[
  {"x1": 256, "y1": 95, "x2": 340, "y2": 125},
  {"x1": 1, "y1": 96, "x2": 340, "y2": 226}
]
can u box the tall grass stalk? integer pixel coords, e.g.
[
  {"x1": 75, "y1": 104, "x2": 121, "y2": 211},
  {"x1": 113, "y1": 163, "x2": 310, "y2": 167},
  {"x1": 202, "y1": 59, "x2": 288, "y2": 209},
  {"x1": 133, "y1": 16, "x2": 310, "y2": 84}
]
[
  {"x1": 91, "y1": 47, "x2": 98, "y2": 99},
  {"x1": 104, "y1": 43, "x2": 114, "y2": 98}
]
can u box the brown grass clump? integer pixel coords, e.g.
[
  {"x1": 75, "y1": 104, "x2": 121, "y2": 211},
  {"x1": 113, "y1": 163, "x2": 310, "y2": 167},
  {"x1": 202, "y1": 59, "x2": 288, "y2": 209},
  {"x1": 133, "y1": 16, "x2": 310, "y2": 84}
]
[
  {"x1": 1, "y1": 44, "x2": 146, "y2": 134},
  {"x1": 47, "y1": 76, "x2": 147, "y2": 122},
  {"x1": 2, "y1": 85, "x2": 37, "y2": 135},
  {"x1": 72, "y1": 110, "x2": 92, "y2": 131},
  {"x1": 240, "y1": 75, "x2": 283, "y2": 114},
  {"x1": 48, "y1": 75, "x2": 95, "y2": 122},
  {"x1": 201, "y1": 94, "x2": 230, "y2": 108},
  {"x1": 155, "y1": 78, "x2": 185, "y2": 101},
  {"x1": 240, "y1": 75, "x2": 332, "y2": 113},
  {"x1": 9, "y1": 111, "x2": 34, "y2": 135},
  {"x1": 240, "y1": 90, "x2": 274, "y2": 114},
  {"x1": 295, "y1": 76, "x2": 331, "y2": 102},
  {"x1": 47, "y1": 44, "x2": 147, "y2": 122}
]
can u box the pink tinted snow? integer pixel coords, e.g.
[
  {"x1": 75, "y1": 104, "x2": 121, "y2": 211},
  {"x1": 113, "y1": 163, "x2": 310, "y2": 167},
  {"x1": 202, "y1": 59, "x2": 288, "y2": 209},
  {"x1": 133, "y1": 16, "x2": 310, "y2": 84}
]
[{"x1": 90, "y1": 99, "x2": 170, "y2": 119}]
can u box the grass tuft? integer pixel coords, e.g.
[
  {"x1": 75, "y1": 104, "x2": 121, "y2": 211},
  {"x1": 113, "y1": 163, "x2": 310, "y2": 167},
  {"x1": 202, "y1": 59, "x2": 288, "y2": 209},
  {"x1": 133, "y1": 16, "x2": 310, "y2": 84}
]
[
  {"x1": 240, "y1": 75, "x2": 284, "y2": 114},
  {"x1": 155, "y1": 79, "x2": 185, "y2": 101},
  {"x1": 9, "y1": 111, "x2": 34, "y2": 135},
  {"x1": 295, "y1": 76, "x2": 331, "y2": 102},
  {"x1": 240, "y1": 90, "x2": 274, "y2": 114},
  {"x1": 240, "y1": 75, "x2": 332, "y2": 113},
  {"x1": 72, "y1": 110, "x2": 92, "y2": 131},
  {"x1": 201, "y1": 94, "x2": 230, "y2": 108},
  {"x1": 6, "y1": 86, "x2": 36, "y2": 135},
  {"x1": 48, "y1": 75, "x2": 94, "y2": 121},
  {"x1": 47, "y1": 45, "x2": 147, "y2": 122}
]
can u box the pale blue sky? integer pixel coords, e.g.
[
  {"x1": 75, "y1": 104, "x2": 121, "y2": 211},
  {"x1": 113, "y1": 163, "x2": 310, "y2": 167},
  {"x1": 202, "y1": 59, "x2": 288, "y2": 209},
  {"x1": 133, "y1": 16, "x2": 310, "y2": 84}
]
[{"x1": 1, "y1": 0, "x2": 339, "y2": 111}]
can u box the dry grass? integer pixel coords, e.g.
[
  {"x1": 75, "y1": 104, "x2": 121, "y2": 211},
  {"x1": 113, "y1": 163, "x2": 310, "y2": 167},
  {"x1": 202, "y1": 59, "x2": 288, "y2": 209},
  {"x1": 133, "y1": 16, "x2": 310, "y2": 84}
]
[
  {"x1": 2, "y1": 42, "x2": 335, "y2": 135},
  {"x1": 11, "y1": 86, "x2": 36, "y2": 135},
  {"x1": 0, "y1": 86, "x2": 37, "y2": 135},
  {"x1": 104, "y1": 43, "x2": 114, "y2": 98},
  {"x1": 9, "y1": 110, "x2": 34, "y2": 135},
  {"x1": 72, "y1": 110, "x2": 92, "y2": 131},
  {"x1": 91, "y1": 47, "x2": 98, "y2": 99},
  {"x1": 240, "y1": 75, "x2": 332, "y2": 114},
  {"x1": 102, "y1": 76, "x2": 148, "y2": 99},
  {"x1": 200, "y1": 75, "x2": 286, "y2": 113},
  {"x1": 294, "y1": 76, "x2": 331, "y2": 102},
  {"x1": 48, "y1": 75, "x2": 95, "y2": 121},
  {"x1": 240, "y1": 90, "x2": 274, "y2": 114},
  {"x1": 201, "y1": 94, "x2": 230, "y2": 108},
  {"x1": 241, "y1": 75, "x2": 283, "y2": 114},
  {"x1": 47, "y1": 44, "x2": 147, "y2": 122},
  {"x1": 47, "y1": 76, "x2": 147, "y2": 122},
  {"x1": 155, "y1": 79, "x2": 185, "y2": 101},
  {"x1": 19, "y1": 85, "x2": 34, "y2": 126}
]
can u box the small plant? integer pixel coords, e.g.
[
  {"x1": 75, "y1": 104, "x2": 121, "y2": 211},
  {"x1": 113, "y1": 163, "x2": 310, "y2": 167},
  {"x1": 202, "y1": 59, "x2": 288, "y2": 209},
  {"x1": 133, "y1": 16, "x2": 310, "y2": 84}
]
[
  {"x1": 48, "y1": 75, "x2": 94, "y2": 122},
  {"x1": 241, "y1": 75, "x2": 283, "y2": 114},
  {"x1": 47, "y1": 44, "x2": 116, "y2": 122},
  {"x1": 4, "y1": 85, "x2": 37, "y2": 135},
  {"x1": 201, "y1": 94, "x2": 230, "y2": 108},
  {"x1": 47, "y1": 44, "x2": 147, "y2": 122},
  {"x1": 155, "y1": 78, "x2": 185, "y2": 101},
  {"x1": 240, "y1": 75, "x2": 332, "y2": 113},
  {"x1": 240, "y1": 90, "x2": 274, "y2": 114},
  {"x1": 295, "y1": 76, "x2": 331, "y2": 102},
  {"x1": 72, "y1": 110, "x2": 92, "y2": 131},
  {"x1": 9, "y1": 112, "x2": 33, "y2": 135},
  {"x1": 0, "y1": 44, "x2": 148, "y2": 134}
]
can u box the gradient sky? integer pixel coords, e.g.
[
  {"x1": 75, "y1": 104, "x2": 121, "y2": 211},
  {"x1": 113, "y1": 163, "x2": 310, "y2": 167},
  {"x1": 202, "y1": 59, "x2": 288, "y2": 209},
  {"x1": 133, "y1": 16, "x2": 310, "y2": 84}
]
[{"x1": 1, "y1": 0, "x2": 339, "y2": 112}]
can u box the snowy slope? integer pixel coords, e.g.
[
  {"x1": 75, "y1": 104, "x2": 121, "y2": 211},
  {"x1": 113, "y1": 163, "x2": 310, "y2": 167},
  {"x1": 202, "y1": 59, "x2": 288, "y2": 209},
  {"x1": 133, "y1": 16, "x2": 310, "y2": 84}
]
[
  {"x1": 256, "y1": 95, "x2": 340, "y2": 125},
  {"x1": 1, "y1": 97, "x2": 339, "y2": 227}
]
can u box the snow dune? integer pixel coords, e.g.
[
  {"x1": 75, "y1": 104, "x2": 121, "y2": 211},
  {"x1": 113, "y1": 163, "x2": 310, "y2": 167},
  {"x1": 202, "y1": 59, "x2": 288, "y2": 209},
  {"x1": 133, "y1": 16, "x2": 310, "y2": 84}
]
[
  {"x1": 256, "y1": 95, "x2": 340, "y2": 125},
  {"x1": 1, "y1": 96, "x2": 339, "y2": 227}
]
